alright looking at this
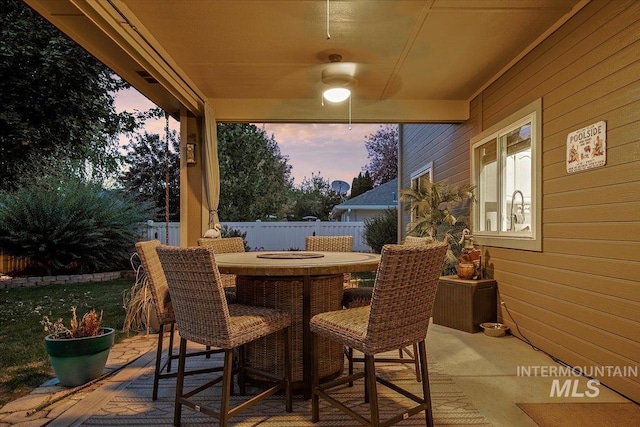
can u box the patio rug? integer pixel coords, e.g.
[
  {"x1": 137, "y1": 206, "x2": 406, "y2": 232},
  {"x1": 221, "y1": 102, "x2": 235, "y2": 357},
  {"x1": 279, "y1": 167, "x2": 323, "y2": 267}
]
[
  {"x1": 517, "y1": 402, "x2": 640, "y2": 427},
  {"x1": 81, "y1": 353, "x2": 491, "y2": 426}
]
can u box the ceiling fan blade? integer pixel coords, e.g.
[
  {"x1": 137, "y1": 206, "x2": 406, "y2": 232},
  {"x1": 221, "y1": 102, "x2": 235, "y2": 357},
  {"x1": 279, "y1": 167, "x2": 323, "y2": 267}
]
[{"x1": 322, "y1": 61, "x2": 358, "y2": 78}]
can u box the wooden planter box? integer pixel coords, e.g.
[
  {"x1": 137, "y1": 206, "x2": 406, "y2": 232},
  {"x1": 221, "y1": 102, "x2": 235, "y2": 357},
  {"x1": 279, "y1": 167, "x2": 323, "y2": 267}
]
[{"x1": 432, "y1": 275, "x2": 497, "y2": 333}]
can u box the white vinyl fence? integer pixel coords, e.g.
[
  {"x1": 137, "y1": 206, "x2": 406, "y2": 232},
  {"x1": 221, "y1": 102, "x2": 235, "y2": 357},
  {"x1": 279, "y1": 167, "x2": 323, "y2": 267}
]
[
  {"x1": 139, "y1": 220, "x2": 181, "y2": 245},
  {"x1": 142, "y1": 220, "x2": 371, "y2": 252}
]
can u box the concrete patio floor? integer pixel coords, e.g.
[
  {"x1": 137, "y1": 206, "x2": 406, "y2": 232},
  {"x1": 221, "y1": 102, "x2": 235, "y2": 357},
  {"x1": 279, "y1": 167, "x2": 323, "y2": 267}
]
[
  {"x1": 0, "y1": 322, "x2": 634, "y2": 426},
  {"x1": 426, "y1": 324, "x2": 633, "y2": 426}
]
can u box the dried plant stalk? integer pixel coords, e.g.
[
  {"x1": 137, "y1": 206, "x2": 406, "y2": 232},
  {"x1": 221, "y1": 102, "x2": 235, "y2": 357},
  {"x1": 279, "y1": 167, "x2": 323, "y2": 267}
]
[
  {"x1": 74, "y1": 308, "x2": 103, "y2": 337},
  {"x1": 122, "y1": 253, "x2": 155, "y2": 334}
]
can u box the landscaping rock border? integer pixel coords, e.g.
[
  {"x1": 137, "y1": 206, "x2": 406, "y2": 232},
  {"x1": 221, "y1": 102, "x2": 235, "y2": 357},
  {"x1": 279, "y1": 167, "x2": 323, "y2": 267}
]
[{"x1": 0, "y1": 271, "x2": 134, "y2": 289}]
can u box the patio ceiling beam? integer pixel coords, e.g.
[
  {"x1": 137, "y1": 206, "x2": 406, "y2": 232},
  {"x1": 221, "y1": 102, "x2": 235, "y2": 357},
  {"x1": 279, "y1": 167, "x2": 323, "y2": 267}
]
[
  {"x1": 208, "y1": 98, "x2": 469, "y2": 124},
  {"x1": 71, "y1": 0, "x2": 206, "y2": 117}
]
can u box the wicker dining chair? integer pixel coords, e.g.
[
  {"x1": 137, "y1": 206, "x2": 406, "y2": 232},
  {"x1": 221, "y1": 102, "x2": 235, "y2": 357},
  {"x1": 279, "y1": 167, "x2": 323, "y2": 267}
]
[
  {"x1": 305, "y1": 235, "x2": 354, "y2": 287},
  {"x1": 342, "y1": 235, "x2": 436, "y2": 383},
  {"x1": 403, "y1": 235, "x2": 435, "y2": 246},
  {"x1": 156, "y1": 245, "x2": 293, "y2": 427},
  {"x1": 135, "y1": 240, "x2": 224, "y2": 401},
  {"x1": 310, "y1": 243, "x2": 448, "y2": 427},
  {"x1": 197, "y1": 236, "x2": 246, "y2": 300}
]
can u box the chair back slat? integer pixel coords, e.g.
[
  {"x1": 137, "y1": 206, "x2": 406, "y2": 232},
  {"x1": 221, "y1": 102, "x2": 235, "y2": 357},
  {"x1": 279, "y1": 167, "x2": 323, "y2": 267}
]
[
  {"x1": 197, "y1": 237, "x2": 245, "y2": 290},
  {"x1": 197, "y1": 236, "x2": 245, "y2": 253},
  {"x1": 156, "y1": 245, "x2": 232, "y2": 348},
  {"x1": 402, "y1": 235, "x2": 434, "y2": 246},
  {"x1": 135, "y1": 240, "x2": 174, "y2": 325},
  {"x1": 365, "y1": 243, "x2": 448, "y2": 353},
  {"x1": 306, "y1": 235, "x2": 355, "y2": 287},
  {"x1": 305, "y1": 235, "x2": 353, "y2": 252}
]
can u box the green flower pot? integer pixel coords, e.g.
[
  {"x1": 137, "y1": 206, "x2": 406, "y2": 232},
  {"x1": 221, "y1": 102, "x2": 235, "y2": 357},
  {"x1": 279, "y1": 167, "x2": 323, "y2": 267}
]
[{"x1": 44, "y1": 327, "x2": 115, "y2": 387}]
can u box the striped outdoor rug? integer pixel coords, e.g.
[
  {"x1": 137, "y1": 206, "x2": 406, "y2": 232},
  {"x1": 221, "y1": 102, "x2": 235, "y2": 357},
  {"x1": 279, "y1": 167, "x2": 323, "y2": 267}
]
[{"x1": 82, "y1": 352, "x2": 491, "y2": 426}]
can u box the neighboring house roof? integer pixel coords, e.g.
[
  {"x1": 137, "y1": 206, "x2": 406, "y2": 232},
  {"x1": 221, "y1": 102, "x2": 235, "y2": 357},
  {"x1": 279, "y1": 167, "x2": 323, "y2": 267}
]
[{"x1": 333, "y1": 178, "x2": 398, "y2": 213}]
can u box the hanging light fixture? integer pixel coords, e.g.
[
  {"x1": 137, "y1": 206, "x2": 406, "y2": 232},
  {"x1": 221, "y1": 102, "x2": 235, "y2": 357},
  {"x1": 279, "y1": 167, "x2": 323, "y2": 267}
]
[
  {"x1": 323, "y1": 86, "x2": 351, "y2": 103},
  {"x1": 322, "y1": 54, "x2": 357, "y2": 103}
]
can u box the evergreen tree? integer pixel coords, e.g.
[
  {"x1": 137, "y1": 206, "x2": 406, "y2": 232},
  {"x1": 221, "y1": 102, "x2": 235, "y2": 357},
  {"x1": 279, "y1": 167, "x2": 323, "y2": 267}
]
[{"x1": 350, "y1": 171, "x2": 374, "y2": 198}]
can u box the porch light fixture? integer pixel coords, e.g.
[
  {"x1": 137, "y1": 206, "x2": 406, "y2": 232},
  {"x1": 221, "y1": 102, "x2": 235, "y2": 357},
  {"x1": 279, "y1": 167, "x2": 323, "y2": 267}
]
[
  {"x1": 321, "y1": 54, "x2": 357, "y2": 104},
  {"x1": 186, "y1": 143, "x2": 196, "y2": 165},
  {"x1": 323, "y1": 87, "x2": 351, "y2": 103}
]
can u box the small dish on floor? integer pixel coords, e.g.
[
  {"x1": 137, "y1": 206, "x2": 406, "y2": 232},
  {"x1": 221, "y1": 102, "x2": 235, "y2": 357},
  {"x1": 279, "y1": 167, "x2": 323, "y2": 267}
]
[{"x1": 480, "y1": 322, "x2": 509, "y2": 337}]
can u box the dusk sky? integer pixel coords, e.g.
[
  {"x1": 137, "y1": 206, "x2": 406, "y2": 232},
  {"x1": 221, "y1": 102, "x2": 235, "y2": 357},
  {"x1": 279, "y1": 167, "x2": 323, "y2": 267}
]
[{"x1": 115, "y1": 88, "x2": 382, "y2": 189}]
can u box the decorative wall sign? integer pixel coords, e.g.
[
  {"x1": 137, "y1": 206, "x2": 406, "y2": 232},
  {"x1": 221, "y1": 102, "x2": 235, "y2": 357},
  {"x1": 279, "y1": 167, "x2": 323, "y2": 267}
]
[{"x1": 566, "y1": 121, "x2": 606, "y2": 174}]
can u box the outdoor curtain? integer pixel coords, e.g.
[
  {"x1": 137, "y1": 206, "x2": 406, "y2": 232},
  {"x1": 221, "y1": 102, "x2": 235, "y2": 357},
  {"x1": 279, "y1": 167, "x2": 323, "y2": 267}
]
[{"x1": 203, "y1": 102, "x2": 220, "y2": 227}]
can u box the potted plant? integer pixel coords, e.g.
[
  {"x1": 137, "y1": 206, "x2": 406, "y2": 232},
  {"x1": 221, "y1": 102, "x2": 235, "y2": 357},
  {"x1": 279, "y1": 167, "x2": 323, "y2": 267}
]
[
  {"x1": 400, "y1": 179, "x2": 475, "y2": 274},
  {"x1": 42, "y1": 307, "x2": 115, "y2": 387},
  {"x1": 456, "y1": 228, "x2": 483, "y2": 279}
]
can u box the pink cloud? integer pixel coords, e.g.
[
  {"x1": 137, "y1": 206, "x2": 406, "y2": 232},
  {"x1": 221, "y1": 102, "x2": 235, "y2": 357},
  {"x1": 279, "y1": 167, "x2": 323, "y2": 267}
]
[{"x1": 262, "y1": 123, "x2": 380, "y2": 187}]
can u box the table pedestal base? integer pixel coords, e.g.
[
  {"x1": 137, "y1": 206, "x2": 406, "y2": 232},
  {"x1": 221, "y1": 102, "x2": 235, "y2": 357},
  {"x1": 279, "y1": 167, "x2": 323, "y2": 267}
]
[{"x1": 236, "y1": 274, "x2": 344, "y2": 397}]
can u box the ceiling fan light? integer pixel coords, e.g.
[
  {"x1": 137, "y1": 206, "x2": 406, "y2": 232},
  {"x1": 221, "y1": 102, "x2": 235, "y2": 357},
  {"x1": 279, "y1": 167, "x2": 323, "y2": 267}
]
[{"x1": 323, "y1": 87, "x2": 351, "y2": 103}]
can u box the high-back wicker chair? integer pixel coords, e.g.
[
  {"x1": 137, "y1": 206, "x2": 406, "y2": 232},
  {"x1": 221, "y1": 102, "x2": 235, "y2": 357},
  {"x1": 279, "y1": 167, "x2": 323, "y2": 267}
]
[
  {"x1": 310, "y1": 243, "x2": 448, "y2": 427},
  {"x1": 135, "y1": 240, "x2": 223, "y2": 401},
  {"x1": 403, "y1": 235, "x2": 435, "y2": 246},
  {"x1": 305, "y1": 235, "x2": 354, "y2": 287},
  {"x1": 156, "y1": 245, "x2": 293, "y2": 427},
  {"x1": 305, "y1": 235, "x2": 353, "y2": 252},
  {"x1": 341, "y1": 235, "x2": 438, "y2": 382},
  {"x1": 197, "y1": 237, "x2": 245, "y2": 300}
]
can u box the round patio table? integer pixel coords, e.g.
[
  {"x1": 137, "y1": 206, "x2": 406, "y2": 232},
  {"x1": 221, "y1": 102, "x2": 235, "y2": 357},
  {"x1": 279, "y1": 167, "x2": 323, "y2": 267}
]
[{"x1": 214, "y1": 251, "x2": 380, "y2": 398}]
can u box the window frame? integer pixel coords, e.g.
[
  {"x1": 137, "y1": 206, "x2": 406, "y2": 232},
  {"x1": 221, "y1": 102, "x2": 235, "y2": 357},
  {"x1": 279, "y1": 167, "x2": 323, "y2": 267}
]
[
  {"x1": 410, "y1": 161, "x2": 433, "y2": 222},
  {"x1": 470, "y1": 99, "x2": 542, "y2": 251}
]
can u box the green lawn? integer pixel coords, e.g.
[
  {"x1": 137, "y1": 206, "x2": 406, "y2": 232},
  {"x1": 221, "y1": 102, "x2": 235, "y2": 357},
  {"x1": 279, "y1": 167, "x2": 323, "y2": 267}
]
[
  {"x1": 0, "y1": 278, "x2": 135, "y2": 407},
  {"x1": 351, "y1": 271, "x2": 375, "y2": 287},
  {"x1": 0, "y1": 273, "x2": 376, "y2": 408}
]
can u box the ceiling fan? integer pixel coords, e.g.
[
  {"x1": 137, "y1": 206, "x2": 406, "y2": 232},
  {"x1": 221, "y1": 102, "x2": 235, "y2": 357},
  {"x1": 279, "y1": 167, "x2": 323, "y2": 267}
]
[{"x1": 321, "y1": 54, "x2": 358, "y2": 103}]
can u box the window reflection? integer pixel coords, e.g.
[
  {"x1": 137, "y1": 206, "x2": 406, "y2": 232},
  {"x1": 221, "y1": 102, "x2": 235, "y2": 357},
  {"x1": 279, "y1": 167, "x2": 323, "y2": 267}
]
[{"x1": 502, "y1": 123, "x2": 531, "y2": 233}]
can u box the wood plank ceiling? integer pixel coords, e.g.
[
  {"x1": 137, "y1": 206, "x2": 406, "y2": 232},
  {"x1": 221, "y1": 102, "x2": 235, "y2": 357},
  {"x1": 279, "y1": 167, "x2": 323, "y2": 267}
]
[{"x1": 23, "y1": 0, "x2": 584, "y2": 123}]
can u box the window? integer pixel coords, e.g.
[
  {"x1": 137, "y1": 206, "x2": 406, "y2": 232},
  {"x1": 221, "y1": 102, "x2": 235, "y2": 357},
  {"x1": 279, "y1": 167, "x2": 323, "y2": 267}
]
[
  {"x1": 410, "y1": 162, "x2": 433, "y2": 221},
  {"x1": 471, "y1": 99, "x2": 541, "y2": 251}
]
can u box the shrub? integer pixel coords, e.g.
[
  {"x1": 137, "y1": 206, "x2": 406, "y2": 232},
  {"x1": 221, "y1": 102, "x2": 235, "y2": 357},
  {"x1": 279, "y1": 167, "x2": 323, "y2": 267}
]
[
  {"x1": 220, "y1": 224, "x2": 251, "y2": 251},
  {"x1": 364, "y1": 208, "x2": 398, "y2": 253},
  {"x1": 0, "y1": 174, "x2": 151, "y2": 275}
]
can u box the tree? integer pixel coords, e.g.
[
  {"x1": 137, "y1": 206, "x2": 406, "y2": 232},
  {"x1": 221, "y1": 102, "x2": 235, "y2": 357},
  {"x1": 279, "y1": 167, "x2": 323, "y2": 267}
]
[
  {"x1": 350, "y1": 171, "x2": 374, "y2": 199},
  {"x1": 119, "y1": 130, "x2": 181, "y2": 221},
  {"x1": 217, "y1": 124, "x2": 293, "y2": 221},
  {"x1": 0, "y1": 0, "x2": 142, "y2": 191},
  {"x1": 362, "y1": 124, "x2": 399, "y2": 186},
  {"x1": 289, "y1": 173, "x2": 343, "y2": 221}
]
